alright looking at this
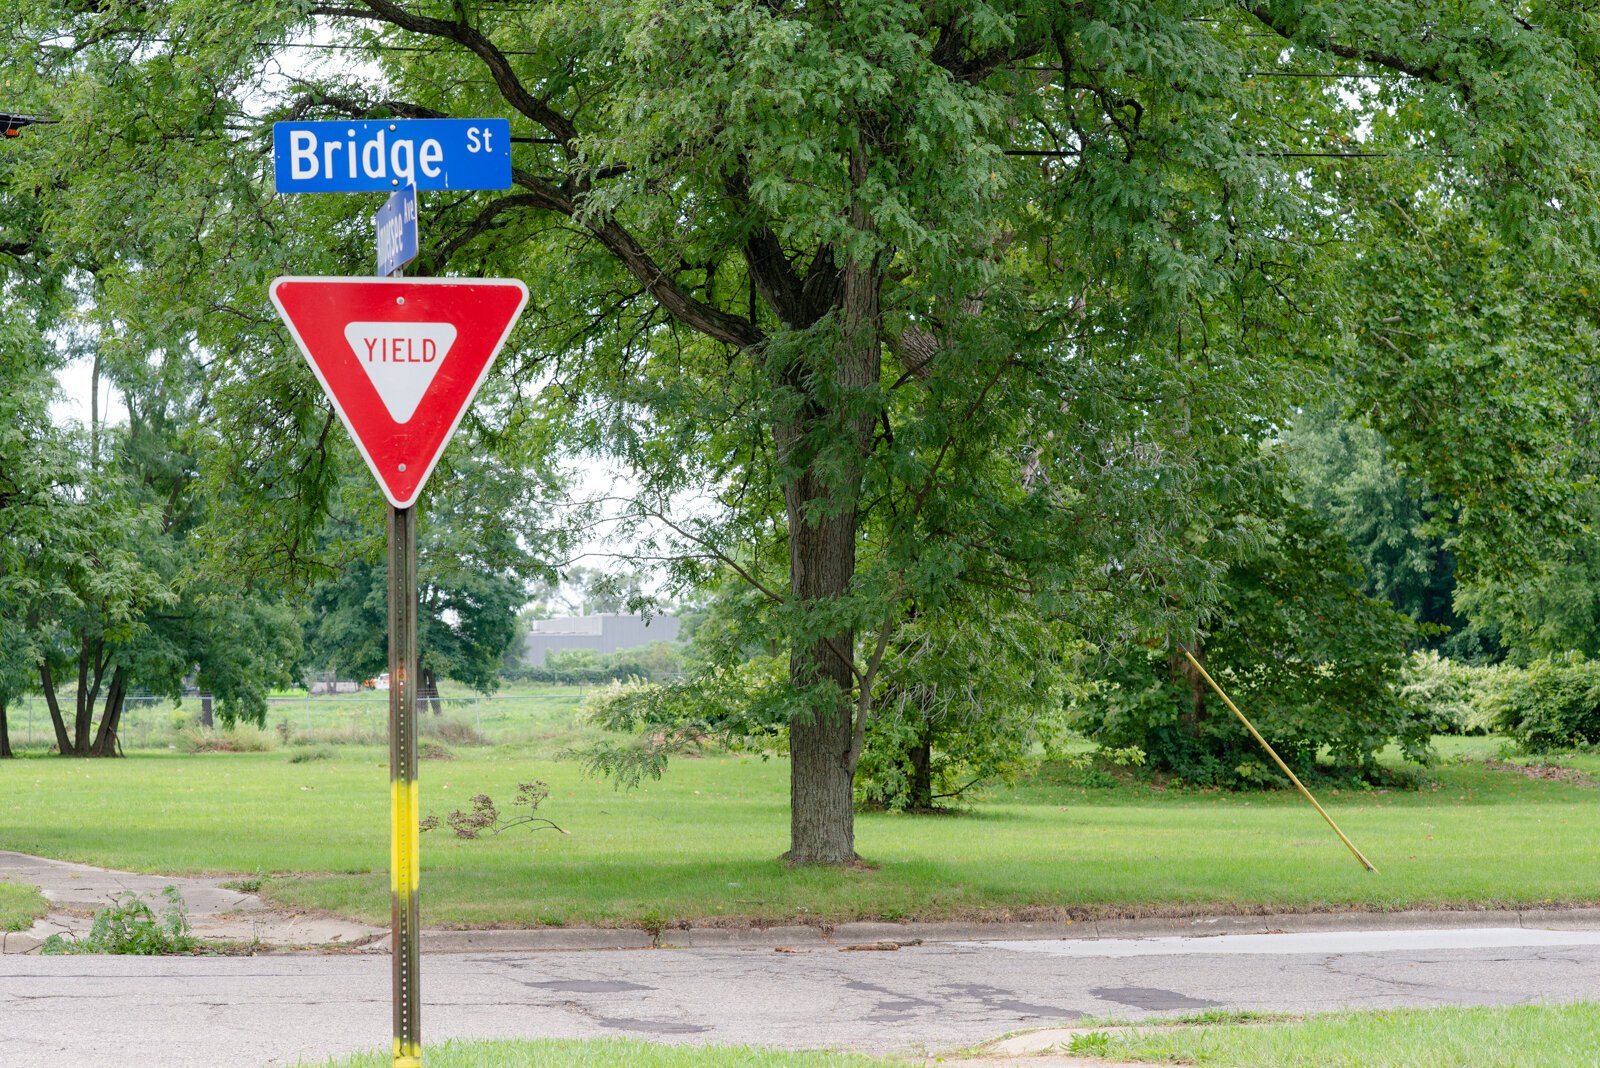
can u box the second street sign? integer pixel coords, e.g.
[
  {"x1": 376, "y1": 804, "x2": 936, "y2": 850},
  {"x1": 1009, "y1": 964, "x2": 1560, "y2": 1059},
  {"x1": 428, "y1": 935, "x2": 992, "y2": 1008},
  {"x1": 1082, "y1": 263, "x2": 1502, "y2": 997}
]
[
  {"x1": 375, "y1": 185, "x2": 419, "y2": 276},
  {"x1": 274, "y1": 118, "x2": 511, "y2": 193}
]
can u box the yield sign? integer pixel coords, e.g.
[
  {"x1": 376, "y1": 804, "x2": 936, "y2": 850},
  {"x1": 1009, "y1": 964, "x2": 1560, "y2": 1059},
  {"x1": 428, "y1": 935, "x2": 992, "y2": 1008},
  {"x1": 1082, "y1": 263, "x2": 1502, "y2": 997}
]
[{"x1": 270, "y1": 276, "x2": 528, "y2": 508}]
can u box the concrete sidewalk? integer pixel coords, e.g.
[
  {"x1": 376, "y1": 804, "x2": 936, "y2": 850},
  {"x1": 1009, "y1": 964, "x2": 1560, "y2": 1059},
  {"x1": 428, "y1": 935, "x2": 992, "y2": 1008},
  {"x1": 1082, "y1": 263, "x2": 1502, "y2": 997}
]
[{"x1": 0, "y1": 851, "x2": 383, "y2": 952}]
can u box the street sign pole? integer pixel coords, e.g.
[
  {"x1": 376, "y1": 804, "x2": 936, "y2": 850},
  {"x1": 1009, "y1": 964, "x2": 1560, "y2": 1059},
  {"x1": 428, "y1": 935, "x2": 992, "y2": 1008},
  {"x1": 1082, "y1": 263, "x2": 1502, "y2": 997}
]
[
  {"x1": 270, "y1": 115, "x2": 524, "y2": 1068},
  {"x1": 387, "y1": 502, "x2": 421, "y2": 1068},
  {"x1": 386, "y1": 235, "x2": 421, "y2": 1068}
]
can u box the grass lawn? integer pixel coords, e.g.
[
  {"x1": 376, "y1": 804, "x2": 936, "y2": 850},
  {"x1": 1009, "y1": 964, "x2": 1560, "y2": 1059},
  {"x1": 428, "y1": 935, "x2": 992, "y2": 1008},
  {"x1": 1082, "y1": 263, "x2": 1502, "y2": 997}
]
[
  {"x1": 2, "y1": 734, "x2": 1599, "y2": 927},
  {"x1": 0, "y1": 880, "x2": 47, "y2": 932},
  {"x1": 298, "y1": 1039, "x2": 891, "y2": 1067},
  {"x1": 1074, "y1": 1003, "x2": 1600, "y2": 1066}
]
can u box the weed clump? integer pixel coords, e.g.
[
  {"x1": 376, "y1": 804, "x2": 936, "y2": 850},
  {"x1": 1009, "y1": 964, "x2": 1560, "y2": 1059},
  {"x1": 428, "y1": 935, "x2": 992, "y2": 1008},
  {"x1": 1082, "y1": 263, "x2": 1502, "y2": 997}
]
[
  {"x1": 422, "y1": 719, "x2": 491, "y2": 747},
  {"x1": 41, "y1": 888, "x2": 196, "y2": 955},
  {"x1": 181, "y1": 725, "x2": 277, "y2": 753}
]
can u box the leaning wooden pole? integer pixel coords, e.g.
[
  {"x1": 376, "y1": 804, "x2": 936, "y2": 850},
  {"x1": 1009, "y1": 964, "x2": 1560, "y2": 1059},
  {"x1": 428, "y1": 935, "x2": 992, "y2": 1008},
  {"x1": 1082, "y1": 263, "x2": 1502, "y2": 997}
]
[{"x1": 1180, "y1": 648, "x2": 1377, "y2": 873}]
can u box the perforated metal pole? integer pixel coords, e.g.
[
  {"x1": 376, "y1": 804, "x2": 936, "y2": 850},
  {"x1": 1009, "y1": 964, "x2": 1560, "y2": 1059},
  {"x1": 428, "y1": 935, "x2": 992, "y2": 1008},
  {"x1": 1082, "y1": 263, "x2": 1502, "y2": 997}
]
[{"x1": 388, "y1": 505, "x2": 422, "y2": 1067}]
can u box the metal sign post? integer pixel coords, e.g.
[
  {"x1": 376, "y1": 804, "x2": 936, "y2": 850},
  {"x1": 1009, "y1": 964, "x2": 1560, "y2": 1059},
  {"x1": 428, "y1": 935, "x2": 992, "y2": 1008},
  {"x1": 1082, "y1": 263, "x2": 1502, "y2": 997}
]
[
  {"x1": 387, "y1": 503, "x2": 421, "y2": 1068},
  {"x1": 386, "y1": 231, "x2": 422, "y2": 1068}
]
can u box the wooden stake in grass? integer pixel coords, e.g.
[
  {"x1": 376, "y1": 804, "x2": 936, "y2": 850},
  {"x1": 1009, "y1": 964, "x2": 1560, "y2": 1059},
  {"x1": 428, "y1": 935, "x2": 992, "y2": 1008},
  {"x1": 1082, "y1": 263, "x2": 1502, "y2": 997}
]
[{"x1": 1180, "y1": 648, "x2": 1378, "y2": 873}]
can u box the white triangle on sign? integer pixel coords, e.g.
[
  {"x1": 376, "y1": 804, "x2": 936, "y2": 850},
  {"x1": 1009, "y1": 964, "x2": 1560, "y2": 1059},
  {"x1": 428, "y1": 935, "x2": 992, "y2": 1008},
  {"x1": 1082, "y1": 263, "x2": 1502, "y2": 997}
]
[{"x1": 342, "y1": 321, "x2": 459, "y2": 423}]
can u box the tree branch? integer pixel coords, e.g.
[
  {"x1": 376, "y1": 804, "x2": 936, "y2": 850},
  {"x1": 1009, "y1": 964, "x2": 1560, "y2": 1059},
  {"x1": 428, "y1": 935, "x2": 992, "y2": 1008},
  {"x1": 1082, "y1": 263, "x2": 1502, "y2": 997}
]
[
  {"x1": 1246, "y1": 5, "x2": 1454, "y2": 87},
  {"x1": 312, "y1": 0, "x2": 577, "y2": 145}
]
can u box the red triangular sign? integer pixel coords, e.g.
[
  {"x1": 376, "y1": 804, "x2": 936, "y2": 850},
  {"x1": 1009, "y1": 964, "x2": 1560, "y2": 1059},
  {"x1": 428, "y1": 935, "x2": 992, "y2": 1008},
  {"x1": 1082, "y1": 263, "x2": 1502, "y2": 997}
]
[{"x1": 270, "y1": 276, "x2": 528, "y2": 508}]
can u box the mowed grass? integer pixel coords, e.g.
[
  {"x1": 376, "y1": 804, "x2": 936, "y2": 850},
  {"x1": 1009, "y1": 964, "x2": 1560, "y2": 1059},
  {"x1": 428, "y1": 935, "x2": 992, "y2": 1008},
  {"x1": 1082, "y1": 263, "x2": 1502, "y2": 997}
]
[
  {"x1": 299, "y1": 1038, "x2": 893, "y2": 1067},
  {"x1": 1081, "y1": 1003, "x2": 1600, "y2": 1066},
  {"x1": 0, "y1": 880, "x2": 47, "y2": 932},
  {"x1": 2, "y1": 734, "x2": 1599, "y2": 927}
]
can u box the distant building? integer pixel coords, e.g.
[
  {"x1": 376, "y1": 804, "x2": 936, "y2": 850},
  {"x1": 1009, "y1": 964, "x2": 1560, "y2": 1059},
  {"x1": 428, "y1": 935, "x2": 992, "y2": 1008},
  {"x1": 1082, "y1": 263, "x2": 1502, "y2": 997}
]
[{"x1": 521, "y1": 613, "x2": 681, "y2": 666}]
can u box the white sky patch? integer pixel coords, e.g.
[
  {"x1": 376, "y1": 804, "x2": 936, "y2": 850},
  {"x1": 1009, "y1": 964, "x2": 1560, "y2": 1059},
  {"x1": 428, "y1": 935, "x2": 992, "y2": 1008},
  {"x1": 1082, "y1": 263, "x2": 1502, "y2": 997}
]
[{"x1": 50, "y1": 353, "x2": 125, "y2": 430}]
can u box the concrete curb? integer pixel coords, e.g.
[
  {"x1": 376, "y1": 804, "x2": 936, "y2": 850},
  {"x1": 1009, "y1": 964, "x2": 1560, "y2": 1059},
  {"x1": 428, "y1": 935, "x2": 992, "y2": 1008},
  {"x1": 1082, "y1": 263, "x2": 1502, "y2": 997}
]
[{"x1": 413, "y1": 906, "x2": 1600, "y2": 954}]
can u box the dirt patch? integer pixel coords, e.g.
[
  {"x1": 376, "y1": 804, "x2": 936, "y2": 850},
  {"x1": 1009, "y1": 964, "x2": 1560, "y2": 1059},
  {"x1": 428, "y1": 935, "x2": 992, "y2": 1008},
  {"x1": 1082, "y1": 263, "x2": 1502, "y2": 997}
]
[{"x1": 1484, "y1": 759, "x2": 1596, "y2": 787}]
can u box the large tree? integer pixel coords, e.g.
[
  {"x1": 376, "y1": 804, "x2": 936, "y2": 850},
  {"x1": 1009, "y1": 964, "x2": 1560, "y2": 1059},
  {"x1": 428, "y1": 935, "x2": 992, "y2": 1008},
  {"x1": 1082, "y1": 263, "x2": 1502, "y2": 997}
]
[{"x1": 9, "y1": 2, "x2": 1600, "y2": 853}]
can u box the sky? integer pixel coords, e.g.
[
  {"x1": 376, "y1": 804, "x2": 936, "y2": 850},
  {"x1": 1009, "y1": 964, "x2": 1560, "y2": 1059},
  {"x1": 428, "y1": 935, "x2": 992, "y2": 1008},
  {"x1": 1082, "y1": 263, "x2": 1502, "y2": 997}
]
[{"x1": 50, "y1": 353, "x2": 123, "y2": 430}]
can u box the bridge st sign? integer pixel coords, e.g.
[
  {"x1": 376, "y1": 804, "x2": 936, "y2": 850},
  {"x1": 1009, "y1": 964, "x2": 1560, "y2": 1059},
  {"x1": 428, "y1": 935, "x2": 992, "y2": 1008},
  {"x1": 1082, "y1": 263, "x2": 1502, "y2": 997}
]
[{"x1": 273, "y1": 118, "x2": 511, "y2": 193}]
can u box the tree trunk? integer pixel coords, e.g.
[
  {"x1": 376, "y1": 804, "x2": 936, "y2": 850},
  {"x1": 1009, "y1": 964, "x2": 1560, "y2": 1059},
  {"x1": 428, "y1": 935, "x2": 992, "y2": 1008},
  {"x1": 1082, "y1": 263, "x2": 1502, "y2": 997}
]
[
  {"x1": 420, "y1": 665, "x2": 441, "y2": 716},
  {"x1": 0, "y1": 698, "x2": 12, "y2": 759},
  {"x1": 907, "y1": 733, "x2": 934, "y2": 812},
  {"x1": 199, "y1": 692, "x2": 213, "y2": 728},
  {"x1": 40, "y1": 661, "x2": 73, "y2": 756},
  {"x1": 778, "y1": 243, "x2": 880, "y2": 864},
  {"x1": 74, "y1": 642, "x2": 92, "y2": 754},
  {"x1": 1170, "y1": 640, "x2": 1208, "y2": 730},
  {"x1": 89, "y1": 668, "x2": 127, "y2": 757},
  {"x1": 75, "y1": 640, "x2": 107, "y2": 756},
  {"x1": 783, "y1": 479, "x2": 861, "y2": 864}
]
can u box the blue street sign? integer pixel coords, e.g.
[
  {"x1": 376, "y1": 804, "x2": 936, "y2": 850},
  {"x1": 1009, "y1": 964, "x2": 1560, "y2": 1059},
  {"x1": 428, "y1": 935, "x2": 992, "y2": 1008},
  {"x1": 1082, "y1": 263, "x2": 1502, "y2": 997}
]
[
  {"x1": 375, "y1": 185, "x2": 419, "y2": 276},
  {"x1": 273, "y1": 118, "x2": 511, "y2": 193}
]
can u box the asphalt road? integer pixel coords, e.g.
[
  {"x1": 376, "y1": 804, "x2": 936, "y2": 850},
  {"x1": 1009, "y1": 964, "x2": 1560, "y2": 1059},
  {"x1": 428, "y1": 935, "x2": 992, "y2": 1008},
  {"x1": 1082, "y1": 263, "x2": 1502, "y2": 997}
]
[{"x1": 5, "y1": 926, "x2": 1600, "y2": 1067}]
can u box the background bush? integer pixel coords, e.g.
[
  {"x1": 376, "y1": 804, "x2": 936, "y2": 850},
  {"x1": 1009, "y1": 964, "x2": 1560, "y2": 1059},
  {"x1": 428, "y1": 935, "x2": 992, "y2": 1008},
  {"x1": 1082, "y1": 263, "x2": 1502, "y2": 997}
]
[
  {"x1": 1481, "y1": 656, "x2": 1600, "y2": 752},
  {"x1": 1073, "y1": 502, "x2": 1435, "y2": 787}
]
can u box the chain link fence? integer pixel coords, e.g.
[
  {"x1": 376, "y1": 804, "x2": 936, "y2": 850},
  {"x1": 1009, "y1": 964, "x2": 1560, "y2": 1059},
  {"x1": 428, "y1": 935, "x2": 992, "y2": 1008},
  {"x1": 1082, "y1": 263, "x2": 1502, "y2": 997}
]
[{"x1": 4, "y1": 686, "x2": 596, "y2": 752}]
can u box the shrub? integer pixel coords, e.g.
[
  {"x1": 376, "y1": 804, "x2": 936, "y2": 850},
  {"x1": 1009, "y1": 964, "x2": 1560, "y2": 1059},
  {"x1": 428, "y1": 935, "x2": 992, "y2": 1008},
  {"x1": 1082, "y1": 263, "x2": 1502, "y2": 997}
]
[
  {"x1": 1073, "y1": 501, "x2": 1436, "y2": 787},
  {"x1": 1401, "y1": 651, "x2": 1509, "y2": 735},
  {"x1": 180, "y1": 724, "x2": 277, "y2": 753},
  {"x1": 1482, "y1": 656, "x2": 1600, "y2": 752},
  {"x1": 287, "y1": 746, "x2": 335, "y2": 764}
]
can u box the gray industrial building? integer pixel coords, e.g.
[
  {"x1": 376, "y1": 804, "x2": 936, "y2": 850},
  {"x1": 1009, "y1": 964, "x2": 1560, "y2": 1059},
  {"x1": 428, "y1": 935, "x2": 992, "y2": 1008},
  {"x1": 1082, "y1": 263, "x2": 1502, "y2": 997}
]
[{"x1": 521, "y1": 612, "x2": 681, "y2": 665}]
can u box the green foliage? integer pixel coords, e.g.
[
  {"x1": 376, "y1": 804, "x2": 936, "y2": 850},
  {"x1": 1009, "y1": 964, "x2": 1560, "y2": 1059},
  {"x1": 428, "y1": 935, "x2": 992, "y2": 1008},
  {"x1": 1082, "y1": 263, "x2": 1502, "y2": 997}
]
[
  {"x1": 10, "y1": 1, "x2": 1600, "y2": 848},
  {"x1": 1282, "y1": 406, "x2": 1466, "y2": 653},
  {"x1": 40, "y1": 887, "x2": 196, "y2": 956},
  {"x1": 1482, "y1": 657, "x2": 1600, "y2": 753},
  {"x1": 854, "y1": 598, "x2": 1079, "y2": 811},
  {"x1": 302, "y1": 461, "x2": 558, "y2": 696},
  {"x1": 579, "y1": 658, "x2": 791, "y2": 788},
  {"x1": 1076, "y1": 498, "x2": 1433, "y2": 787},
  {"x1": 1400, "y1": 651, "x2": 1501, "y2": 736}
]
